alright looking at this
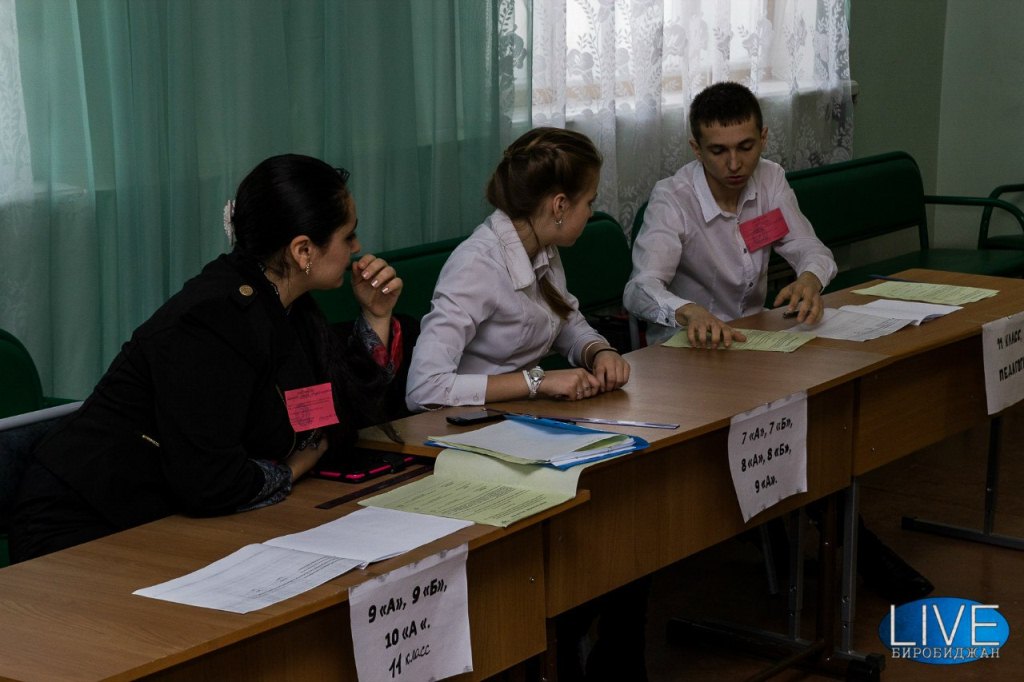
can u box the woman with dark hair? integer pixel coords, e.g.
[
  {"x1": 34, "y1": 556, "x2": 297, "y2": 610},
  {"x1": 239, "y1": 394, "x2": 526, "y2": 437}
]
[
  {"x1": 405, "y1": 127, "x2": 630, "y2": 411},
  {"x1": 10, "y1": 154, "x2": 404, "y2": 562}
]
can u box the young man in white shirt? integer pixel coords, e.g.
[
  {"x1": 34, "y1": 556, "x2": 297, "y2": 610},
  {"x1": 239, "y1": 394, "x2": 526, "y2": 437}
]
[
  {"x1": 624, "y1": 81, "x2": 836, "y2": 347},
  {"x1": 626, "y1": 82, "x2": 933, "y2": 604}
]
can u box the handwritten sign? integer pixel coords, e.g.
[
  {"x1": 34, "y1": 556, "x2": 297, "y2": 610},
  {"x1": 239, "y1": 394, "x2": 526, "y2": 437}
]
[
  {"x1": 738, "y1": 208, "x2": 789, "y2": 252},
  {"x1": 727, "y1": 391, "x2": 808, "y2": 522},
  {"x1": 284, "y1": 382, "x2": 339, "y2": 431},
  {"x1": 349, "y1": 544, "x2": 472, "y2": 682},
  {"x1": 982, "y1": 311, "x2": 1024, "y2": 415}
]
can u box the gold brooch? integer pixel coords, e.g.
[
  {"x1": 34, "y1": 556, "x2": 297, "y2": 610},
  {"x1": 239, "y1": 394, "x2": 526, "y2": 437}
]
[{"x1": 238, "y1": 285, "x2": 254, "y2": 296}]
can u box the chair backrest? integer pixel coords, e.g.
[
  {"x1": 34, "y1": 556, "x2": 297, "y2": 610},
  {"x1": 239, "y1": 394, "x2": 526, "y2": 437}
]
[
  {"x1": 786, "y1": 151, "x2": 930, "y2": 250},
  {"x1": 0, "y1": 329, "x2": 45, "y2": 419},
  {"x1": 314, "y1": 212, "x2": 632, "y2": 326},
  {"x1": 560, "y1": 211, "x2": 631, "y2": 316},
  {"x1": 0, "y1": 402, "x2": 81, "y2": 566}
]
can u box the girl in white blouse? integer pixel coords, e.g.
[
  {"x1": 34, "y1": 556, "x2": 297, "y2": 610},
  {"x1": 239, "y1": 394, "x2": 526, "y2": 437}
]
[{"x1": 406, "y1": 127, "x2": 631, "y2": 411}]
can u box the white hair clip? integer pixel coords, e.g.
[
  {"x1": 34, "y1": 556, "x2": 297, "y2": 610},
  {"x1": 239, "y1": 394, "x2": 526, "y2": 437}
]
[{"x1": 223, "y1": 199, "x2": 236, "y2": 245}]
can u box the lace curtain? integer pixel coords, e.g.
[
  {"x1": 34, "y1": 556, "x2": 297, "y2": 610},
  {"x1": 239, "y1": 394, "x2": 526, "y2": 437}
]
[
  {"x1": 531, "y1": 0, "x2": 854, "y2": 231},
  {"x1": 0, "y1": 0, "x2": 29, "y2": 199}
]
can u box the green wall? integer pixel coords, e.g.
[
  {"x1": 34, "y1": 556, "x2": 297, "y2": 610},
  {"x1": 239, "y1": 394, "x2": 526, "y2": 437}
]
[
  {"x1": 850, "y1": 0, "x2": 1024, "y2": 251},
  {"x1": 936, "y1": 0, "x2": 1024, "y2": 247},
  {"x1": 847, "y1": 0, "x2": 948, "y2": 264}
]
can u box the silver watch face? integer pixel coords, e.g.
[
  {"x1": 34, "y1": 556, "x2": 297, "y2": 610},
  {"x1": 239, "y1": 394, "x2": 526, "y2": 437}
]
[{"x1": 528, "y1": 367, "x2": 545, "y2": 381}]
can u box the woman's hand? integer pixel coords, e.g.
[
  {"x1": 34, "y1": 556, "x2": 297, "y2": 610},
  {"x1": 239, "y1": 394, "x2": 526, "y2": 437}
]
[
  {"x1": 539, "y1": 368, "x2": 602, "y2": 401},
  {"x1": 286, "y1": 434, "x2": 330, "y2": 481},
  {"x1": 591, "y1": 350, "x2": 630, "y2": 392},
  {"x1": 351, "y1": 254, "x2": 402, "y2": 320}
]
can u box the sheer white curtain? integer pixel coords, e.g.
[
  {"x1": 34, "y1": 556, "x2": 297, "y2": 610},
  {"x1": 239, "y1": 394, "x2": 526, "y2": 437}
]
[
  {"x1": 0, "y1": 0, "x2": 30, "y2": 198},
  {"x1": 531, "y1": 0, "x2": 854, "y2": 231}
]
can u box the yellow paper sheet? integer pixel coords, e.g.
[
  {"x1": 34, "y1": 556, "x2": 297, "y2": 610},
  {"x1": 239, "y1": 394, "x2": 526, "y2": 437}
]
[
  {"x1": 663, "y1": 328, "x2": 816, "y2": 352},
  {"x1": 853, "y1": 281, "x2": 998, "y2": 306},
  {"x1": 360, "y1": 449, "x2": 585, "y2": 527}
]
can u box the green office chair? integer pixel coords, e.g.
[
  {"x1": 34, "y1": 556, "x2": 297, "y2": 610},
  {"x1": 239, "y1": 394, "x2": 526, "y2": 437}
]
[
  {"x1": 0, "y1": 329, "x2": 46, "y2": 419},
  {"x1": 0, "y1": 328, "x2": 77, "y2": 420},
  {"x1": 0, "y1": 411, "x2": 73, "y2": 566}
]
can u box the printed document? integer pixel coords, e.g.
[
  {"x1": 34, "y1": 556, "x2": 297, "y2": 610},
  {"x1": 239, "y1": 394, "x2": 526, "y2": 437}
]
[
  {"x1": 425, "y1": 415, "x2": 642, "y2": 467},
  {"x1": 791, "y1": 308, "x2": 914, "y2": 342},
  {"x1": 838, "y1": 299, "x2": 961, "y2": 325},
  {"x1": 134, "y1": 507, "x2": 472, "y2": 613},
  {"x1": 361, "y1": 448, "x2": 585, "y2": 527}
]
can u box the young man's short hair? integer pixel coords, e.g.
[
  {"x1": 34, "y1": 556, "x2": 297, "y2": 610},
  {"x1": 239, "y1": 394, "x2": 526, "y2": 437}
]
[{"x1": 689, "y1": 82, "x2": 763, "y2": 142}]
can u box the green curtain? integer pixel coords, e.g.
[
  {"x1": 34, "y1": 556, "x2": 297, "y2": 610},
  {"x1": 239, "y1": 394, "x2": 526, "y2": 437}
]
[{"x1": 2, "y1": 0, "x2": 529, "y2": 399}]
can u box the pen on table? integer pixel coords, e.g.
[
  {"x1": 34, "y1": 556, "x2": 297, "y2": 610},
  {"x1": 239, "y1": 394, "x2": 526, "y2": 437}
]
[
  {"x1": 867, "y1": 274, "x2": 917, "y2": 283},
  {"x1": 487, "y1": 407, "x2": 680, "y2": 430},
  {"x1": 533, "y1": 414, "x2": 679, "y2": 430}
]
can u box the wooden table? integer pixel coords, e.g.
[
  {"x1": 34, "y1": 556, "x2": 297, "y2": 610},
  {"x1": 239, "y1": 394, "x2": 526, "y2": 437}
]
[
  {"x1": 360, "y1": 342, "x2": 886, "y2": 617},
  {"x1": 739, "y1": 269, "x2": 1024, "y2": 653},
  {"x1": 0, "y1": 474, "x2": 584, "y2": 681},
  {"x1": 742, "y1": 269, "x2": 1024, "y2": 475},
  {"x1": 356, "y1": 268, "x2": 1024, "y2": 675},
  {"x1": 7, "y1": 270, "x2": 1019, "y2": 681}
]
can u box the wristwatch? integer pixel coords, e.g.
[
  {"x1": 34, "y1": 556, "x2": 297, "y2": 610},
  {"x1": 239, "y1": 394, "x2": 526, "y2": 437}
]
[{"x1": 523, "y1": 366, "x2": 545, "y2": 399}]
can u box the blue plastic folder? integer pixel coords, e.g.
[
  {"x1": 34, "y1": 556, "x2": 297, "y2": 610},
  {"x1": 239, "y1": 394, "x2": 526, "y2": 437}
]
[{"x1": 427, "y1": 413, "x2": 649, "y2": 470}]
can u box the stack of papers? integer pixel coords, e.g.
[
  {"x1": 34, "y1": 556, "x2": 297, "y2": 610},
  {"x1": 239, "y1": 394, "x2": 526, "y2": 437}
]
[
  {"x1": 793, "y1": 309, "x2": 913, "y2": 342},
  {"x1": 792, "y1": 300, "x2": 963, "y2": 342},
  {"x1": 426, "y1": 414, "x2": 648, "y2": 469},
  {"x1": 838, "y1": 299, "x2": 961, "y2": 325},
  {"x1": 133, "y1": 507, "x2": 473, "y2": 613}
]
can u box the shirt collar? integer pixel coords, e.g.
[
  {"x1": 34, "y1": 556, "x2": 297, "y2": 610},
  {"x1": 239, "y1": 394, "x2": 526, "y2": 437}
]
[
  {"x1": 489, "y1": 210, "x2": 554, "y2": 291},
  {"x1": 691, "y1": 161, "x2": 760, "y2": 222}
]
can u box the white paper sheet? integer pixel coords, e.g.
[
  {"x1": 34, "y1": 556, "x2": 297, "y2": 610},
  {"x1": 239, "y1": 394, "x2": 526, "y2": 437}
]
[
  {"x1": 982, "y1": 311, "x2": 1024, "y2": 415},
  {"x1": 265, "y1": 507, "x2": 473, "y2": 564},
  {"x1": 792, "y1": 308, "x2": 913, "y2": 341},
  {"x1": 134, "y1": 508, "x2": 474, "y2": 613},
  {"x1": 133, "y1": 544, "x2": 361, "y2": 613},
  {"x1": 839, "y1": 299, "x2": 961, "y2": 325},
  {"x1": 350, "y1": 544, "x2": 473, "y2": 682},
  {"x1": 727, "y1": 392, "x2": 808, "y2": 522}
]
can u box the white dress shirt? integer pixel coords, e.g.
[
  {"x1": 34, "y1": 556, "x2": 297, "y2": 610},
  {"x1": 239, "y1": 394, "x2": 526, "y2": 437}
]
[
  {"x1": 406, "y1": 210, "x2": 607, "y2": 410},
  {"x1": 624, "y1": 158, "x2": 837, "y2": 344}
]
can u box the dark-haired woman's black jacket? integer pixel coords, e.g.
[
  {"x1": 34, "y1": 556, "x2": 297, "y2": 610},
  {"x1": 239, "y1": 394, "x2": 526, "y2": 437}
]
[{"x1": 12, "y1": 252, "x2": 401, "y2": 560}]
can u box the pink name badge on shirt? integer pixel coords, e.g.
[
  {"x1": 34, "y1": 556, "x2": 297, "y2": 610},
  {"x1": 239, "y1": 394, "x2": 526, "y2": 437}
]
[
  {"x1": 739, "y1": 208, "x2": 790, "y2": 252},
  {"x1": 284, "y1": 383, "x2": 340, "y2": 432}
]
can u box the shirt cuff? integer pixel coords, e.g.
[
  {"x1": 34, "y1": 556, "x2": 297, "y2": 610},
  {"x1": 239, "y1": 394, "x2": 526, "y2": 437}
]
[
  {"x1": 237, "y1": 460, "x2": 292, "y2": 512},
  {"x1": 447, "y1": 373, "x2": 489, "y2": 406},
  {"x1": 354, "y1": 315, "x2": 403, "y2": 379}
]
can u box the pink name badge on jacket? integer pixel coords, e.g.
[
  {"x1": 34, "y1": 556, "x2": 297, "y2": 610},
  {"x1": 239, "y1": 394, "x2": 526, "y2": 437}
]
[
  {"x1": 739, "y1": 208, "x2": 789, "y2": 252},
  {"x1": 284, "y1": 383, "x2": 340, "y2": 432}
]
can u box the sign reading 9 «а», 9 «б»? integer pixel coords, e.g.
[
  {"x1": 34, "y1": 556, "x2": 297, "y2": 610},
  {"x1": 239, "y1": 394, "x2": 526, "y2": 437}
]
[{"x1": 349, "y1": 544, "x2": 472, "y2": 681}]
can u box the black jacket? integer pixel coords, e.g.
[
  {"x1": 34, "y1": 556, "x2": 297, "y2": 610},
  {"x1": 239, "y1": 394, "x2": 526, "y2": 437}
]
[{"x1": 31, "y1": 253, "x2": 391, "y2": 530}]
